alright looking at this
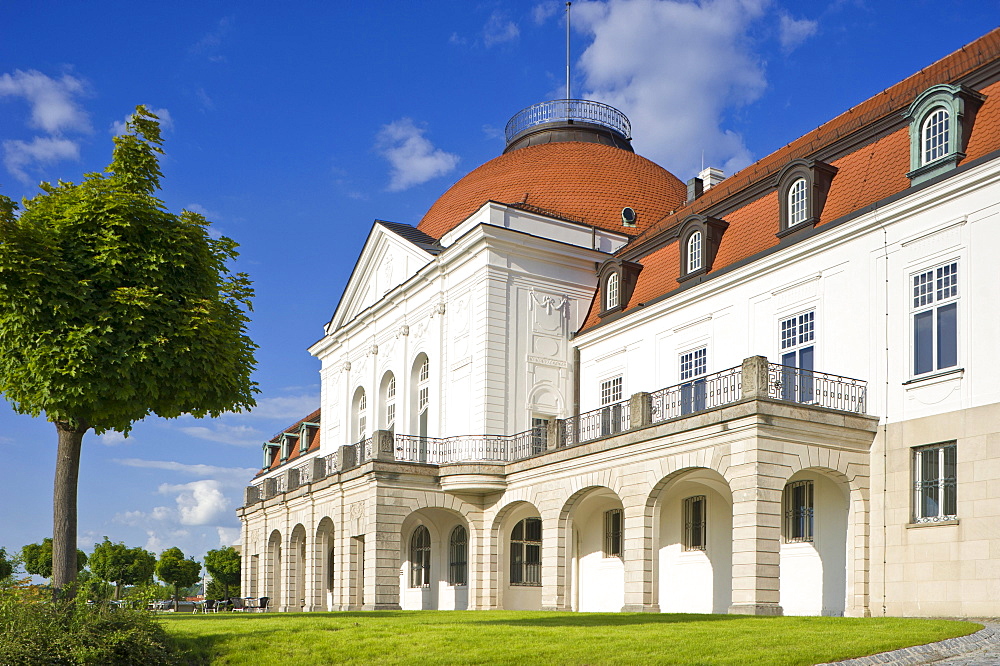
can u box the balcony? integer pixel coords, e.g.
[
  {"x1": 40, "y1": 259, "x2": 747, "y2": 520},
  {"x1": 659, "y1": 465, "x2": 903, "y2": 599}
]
[
  {"x1": 244, "y1": 356, "x2": 867, "y2": 503},
  {"x1": 505, "y1": 99, "x2": 631, "y2": 145}
]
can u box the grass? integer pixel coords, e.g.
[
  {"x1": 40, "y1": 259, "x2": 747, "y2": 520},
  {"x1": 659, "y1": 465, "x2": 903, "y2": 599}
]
[{"x1": 162, "y1": 611, "x2": 980, "y2": 665}]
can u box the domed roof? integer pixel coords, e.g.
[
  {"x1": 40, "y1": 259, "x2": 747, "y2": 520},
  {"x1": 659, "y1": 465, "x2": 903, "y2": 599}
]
[{"x1": 417, "y1": 142, "x2": 687, "y2": 240}]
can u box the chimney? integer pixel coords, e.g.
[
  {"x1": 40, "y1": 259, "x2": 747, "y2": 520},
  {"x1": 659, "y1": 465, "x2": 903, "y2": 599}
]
[
  {"x1": 698, "y1": 167, "x2": 725, "y2": 190},
  {"x1": 686, "y1": 177, "x2": 704, "y2": 204}
]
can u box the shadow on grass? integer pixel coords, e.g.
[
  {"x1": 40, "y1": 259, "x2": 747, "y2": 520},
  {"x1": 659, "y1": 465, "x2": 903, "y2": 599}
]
[{"x1": 473, "y1": 612, "x2": 749, "y2": 627}]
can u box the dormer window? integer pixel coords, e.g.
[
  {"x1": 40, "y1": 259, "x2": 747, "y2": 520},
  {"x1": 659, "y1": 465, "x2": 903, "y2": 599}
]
[
  {"x1": 676, "y1": 214, "x2": 728, "y2": 283},
  {"x1": 905, "y1": 84, "x2": 984, "y2": 186},
  {"x1": 686, "y1": 231, "x2": 702, "y2": 274},
  {"x1": 605, "y1": 272, "x2": 620, "y2": 310},
  {"x1": 775, "y1": 159, "x2": 837, "y2": 237}
]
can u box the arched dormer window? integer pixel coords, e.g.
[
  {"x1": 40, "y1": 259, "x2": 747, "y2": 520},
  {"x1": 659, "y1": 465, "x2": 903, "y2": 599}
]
[
  {"x1": 905, "y1": 83, "x2": 984, "y2": 186},
  {"x1": 775, "y1": 160, "x2": 837, "y2": 237},
  {"x1": 686, "y1": 230, "x2": 703, "y2": 274},
  {"x1": 605, "y1": 272, "x2": 620, "y2": 310}
]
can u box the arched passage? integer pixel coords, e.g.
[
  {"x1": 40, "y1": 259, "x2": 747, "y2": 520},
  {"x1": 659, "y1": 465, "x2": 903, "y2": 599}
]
[
  {"x1": 648, "y1": 467, "x2": 733, "y2": 614},
  {"x1": 265, "y1": 529, "x2": 282, "y2": 609},
  {"x1": 313, "y1": 517, "x2": 335, "y2": 611},
  {"x1": 779, "y1": 468, "x2": 850, "y2": 616},
  {"x1": 288, "y1": 524, "x2": 307, "y2": 611},
  {"x1": 490, "y1": 500, "x2": 543, "y2": 610},
  {"x1": 399, "y1": 507, "x2": 471, "y2": 610},
  {"x1": 558, "y1": 486, "x2": 625, "y2": 612}
]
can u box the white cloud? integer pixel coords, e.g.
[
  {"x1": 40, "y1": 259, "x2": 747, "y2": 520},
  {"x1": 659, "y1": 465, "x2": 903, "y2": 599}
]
[
  {"x1": 376, "y1": 118, "x2": 459, "y2": 192},
  {"x1": 533, "y1": 2, "x2": 560, "y2": 24},
  {"x1": 0, "y1": 69, "x2": 90, "y2": 134},
  {"x1": 113, "y1": 458, "x2": 257, "y2": 485},
  {"x1": 190, "y1": 17, "x2": 233, "y2": 57},
  {"x1": 574, "y1": 0, "x2": 770, "y2": 178},
  {"x1": 217, "y1": 527, "x2": 241, "y2": 547},
  {"x1": 449, "y1": 32, "x2": 468, "y2": 46},
  {"x1": 3, "y1": 136, "x2": 80, "y2": 183},
  {"x1": 159, "y1": 480, "x2": 231, "y2": 526},
  {"x1": 99, "y1": 431, "x2": 129, "y2": 446},
  {"x1": 178, "y1": 422, "x2": 264, "y2": 448},
  {"x1": 110, "y1": 106, "x2": 173, "y2": 136},
  {"x1": 484, "y1": 11, "x2": 521, "y2": 47},
  {"x1": 778, "y1": 13, "x2": 818, "y2": 53},
  {"x1": 143, "y1": 528, "x2": 190, "y2": 555}
]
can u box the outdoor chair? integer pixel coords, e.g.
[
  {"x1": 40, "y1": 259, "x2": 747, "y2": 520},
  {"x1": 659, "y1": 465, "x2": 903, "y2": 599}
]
[
  {"x1": 256, "y1": 597, "x2": 270, "y2": 613},
  {"x1": 204, "y1": 599, "x2": 219, "y2": 613},
  {"x1": 230, "y1": 597, "x2": 245, "y2": 612}
]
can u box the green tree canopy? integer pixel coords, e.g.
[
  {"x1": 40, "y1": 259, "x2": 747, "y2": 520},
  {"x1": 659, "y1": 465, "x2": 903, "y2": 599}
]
[
  {"x1": 21, "y1": 538, "x2": 87, "y2": 579},
  {"x1": 203, "y1": 546, "x2": 241, "y2": 600},
  {"x1": 89, "y1": 537, "x2": 156, "y2": 599},
  {"x1": 0, "y1": 106, "x2": 257, "y2": 595},
  {"x1": 0, "y1": 547, "x2": 15, "y2": 581},
  {"x1": 156, "y1": 547, "x2": 201, "y2": 607}
]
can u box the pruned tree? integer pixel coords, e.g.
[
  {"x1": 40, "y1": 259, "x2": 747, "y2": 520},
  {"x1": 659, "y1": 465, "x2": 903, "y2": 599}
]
[
  {"x1": 21, "y1": 538, "x2": 87, "y2": 579},
  {"x1": 204, "y1": 546, "x2": 241, "y2": 600},
  {"x1": 155, "y1": 547, "x2": 201, "y2": 609},
  {"x1": 0, "y1": 106, "x2": 257, "y2": 597},
  {"x1": 89, "y1": 537, "x2": 156, "y2": 599}
]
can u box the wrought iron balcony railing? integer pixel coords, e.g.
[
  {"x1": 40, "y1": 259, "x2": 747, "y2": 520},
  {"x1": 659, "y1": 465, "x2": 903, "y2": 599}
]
[
  {"x1": 505, "y1": 99, "x2": 631, "y2": 144},
  {"x1": 766, "y1": 363, "x2": 867, "y2": 414}
]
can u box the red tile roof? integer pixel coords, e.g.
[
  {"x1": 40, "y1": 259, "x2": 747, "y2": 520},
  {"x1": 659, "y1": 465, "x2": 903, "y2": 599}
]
[
  {"x1": 417, "y1": 142, "x2": 687, "y2": 239},
  {"x1": 257, "y1": 408, "x2": 321, "y2": 476},
  {"x1": 580, "y1": 29, "x2": 1000, "y2": 332}
]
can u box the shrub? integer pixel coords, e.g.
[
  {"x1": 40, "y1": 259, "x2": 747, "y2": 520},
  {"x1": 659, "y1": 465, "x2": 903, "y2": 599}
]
[{"x1": 0, "y1": 592, "x2": 183, "y2": 665}]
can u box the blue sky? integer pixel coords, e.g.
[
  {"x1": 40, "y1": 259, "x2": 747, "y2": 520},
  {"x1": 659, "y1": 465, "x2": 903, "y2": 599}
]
[{"x1": 1, "y1": 1, "x2": 996, "y2": 569}]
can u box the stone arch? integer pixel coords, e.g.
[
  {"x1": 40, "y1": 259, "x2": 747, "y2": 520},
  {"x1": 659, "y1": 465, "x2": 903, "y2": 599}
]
[
  {"x1": 556, "y1": 485, "x2": 626, "y2": 611},
  {"x1": 489, "y1": 500, "x2": 543, "y2": 610},
  {"x1": 313, "y1": 517, "x2": 336, "y2": 611},
  {"x1": 399, "y1": 506, "x2": 471, "y2": 610},
  {"x1": 265, "y1": 529, "x2": 282, "y2": 609},
  {"x1": 646, "y1": 465, "x2": 734, "y2": 614},
  {"x1": 527, "y1": 383, "x2": 565, "y2": 420},
  {"x1": 287, "y1": 524, "x2": 307, "y2": 612}
]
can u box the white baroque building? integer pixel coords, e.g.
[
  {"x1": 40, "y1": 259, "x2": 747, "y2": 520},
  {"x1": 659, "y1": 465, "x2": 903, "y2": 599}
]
[{"x1": 238, "y1": 30, "x2": 1000, "y2": 617}]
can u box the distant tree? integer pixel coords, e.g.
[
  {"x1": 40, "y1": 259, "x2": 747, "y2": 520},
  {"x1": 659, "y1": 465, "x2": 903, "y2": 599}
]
[
  {"x1": 0, "y1": 547, "x2": 15, "y2": 581},
  {"x1": 156, "y1": 547, "x2": 201, "y2": 609},
  {"x1": 205, "y1": 578, "x2": 239, "y2": 601},
  {"x1": 203, "y1": 546, "x2": 241, "y2": 599},
  {"x1": 89, "y1": 537, "x2": 156, "y2": 599},
  {"x1": 0, "y1": 106, "x2": 257, "y2": 597},
  {"x1": 21, "y1": 538, "x2": 87, "y2": 579}
]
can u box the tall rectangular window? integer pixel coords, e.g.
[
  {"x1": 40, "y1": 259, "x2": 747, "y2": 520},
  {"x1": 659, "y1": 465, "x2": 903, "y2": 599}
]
[
  {"x1": 683, "y1": 496, "x2": 707, "y2": 551},
  {"x1": 531, "y1": 416, "x2": 549, "y2": 454},
  {"x1": 912, "y1": 262, "x2": 958, "y2": 376},
  {"x1": 913, "y1": 442, "x2": 957, "y2": 523},
  {"x1": 600, "y1": 376, "x2": 624, "y2": 436},
  {"x1": 604, "y1": 508, "x2": 623, "y2": 558},
  {"x1": 680, "y1": 348, "x2": 707, "y2": 414},
  {"x1": 779, "y1": 311, "x2": 815, "y2": 402},
  {"x1": 784, "y1": 480, "x2": 814, "y2": 542}
]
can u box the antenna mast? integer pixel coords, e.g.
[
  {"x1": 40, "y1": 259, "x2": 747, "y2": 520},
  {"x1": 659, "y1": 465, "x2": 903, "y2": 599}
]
[{"x1": 565, "y1": 2, "x2": 571, "y2": 100}]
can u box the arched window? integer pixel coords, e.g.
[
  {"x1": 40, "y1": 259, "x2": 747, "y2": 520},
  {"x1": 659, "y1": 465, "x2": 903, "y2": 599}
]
[
  {"x1": 410, "y1": 525, "x2": 431, "y2": 588},
  {"x1": 509, "y1": 517, "x2": 541, "y2": 586},
  {"x1": 921, "y1": 107, "x2": 950, "y2": 165},
  {"x1": 605, "y1": 272, "x2": 619, "y2": 310},
  {"x1": 352, "y1": 387, "x2": 367, "y2": 444},
  {"x1": 787, "y1": 177, "x2": 808, "y2": 228},
  {"x1": 381, "y1": 372, "x2": 396, "y2": 434},
  {"x1": 686, "y1": 231, "x2": 702, "y2": 274},
  {"x1": 417, "y1": 357, "x2": 429, "y2": 437},
  {"x1": 449, "y1": 525, "x2": 468, "y2": 586}
]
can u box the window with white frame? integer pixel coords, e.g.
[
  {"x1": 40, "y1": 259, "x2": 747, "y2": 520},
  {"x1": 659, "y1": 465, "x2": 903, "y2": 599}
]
[
  {"x1": 449, "y1": 525, "x2": 468, "y2": 586},
  {"x1": 385, "y1": 374, "x2": 396, "y2": 433},
  {"x1": 787, "y1": 177, "x2": 808, "y2": 227},
  {"x1": 913, "y1": 442, "x2": 957, "y2": 523},
  {"x1": 354, "y1": 388, "x2": 368, "y2": 444},
  {"x1": 686, "y1": 231, "x2": 702, "y2": 274},
  {"x1": 779, "y1": 311, "x2": 815, "y2": 402},
  {"x1": 605, "y1": 272, "x2": 620, "y2": 310},
  {"x1": 531, "y1": 416, "x2": 550, "y2": 454},
  {"x1": 680, "y1": 347, "x2": 707, "y2": 414},
  {"x1": 783, "y1": 480, "x2": 814, "y2": 542},
  {"x1": 417, "y1": 356, "x2": 430, "y2": 438},
  {"x1": 912, "y1": 261, "x2": 958, "y2": 376},
  {"x1": 683, "y1": 495, "x2": 707, "y2": 551},
  {"x1": 604, "y1": 508, "x2": 623, "y2": 558},
  {"x1": 410, "y1": 525, "x2": 431, "y2": 588},
  {"x1": 921, "y1": 107, "x2": 950, "y2": 165},
  {"x1": 510, "y1": 517, "x2": 542, "y2": 586},
  {"x1": 600, "y1": 375, "x2": 624, "y2": 436}
]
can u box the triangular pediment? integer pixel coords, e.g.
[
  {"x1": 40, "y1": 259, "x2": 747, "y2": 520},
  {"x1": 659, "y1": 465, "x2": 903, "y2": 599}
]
[{"x1": 327, "y1": 221, "x2": 440, "y2": 332}]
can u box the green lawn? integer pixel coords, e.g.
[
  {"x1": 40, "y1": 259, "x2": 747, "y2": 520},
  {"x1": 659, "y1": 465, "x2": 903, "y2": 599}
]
[{"x1": 163, "y1": 611, "x2": 980, "y2": 665}]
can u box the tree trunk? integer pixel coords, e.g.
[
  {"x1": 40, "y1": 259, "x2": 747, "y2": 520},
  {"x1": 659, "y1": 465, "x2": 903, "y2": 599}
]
[{"x1": 52, "y1": 420, "x2": 87, "y2": 598}]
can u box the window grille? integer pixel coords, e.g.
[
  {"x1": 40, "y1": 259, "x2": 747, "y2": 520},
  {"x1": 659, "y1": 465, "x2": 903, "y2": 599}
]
[
  {"x1": 419, "y1": 358, "x2": 429, "y2": 383},
  {"x1": 680, "y1": 348, "x2": 707, "y2": 414},
  {"x1": 912, "y1": 261, "x2": 959, "y2": 375},
  {"x1": 605, "y1": 272, "x2": 620, "y2": 310},
  {"x1": 922, "y1": 107, "x2": 950, "y2": 164},
  {"x1": 604, "y1": 509, "x2": 623, "y2": 558},
  {"x1": 913, "y1": 443, "x2": 957, "y2": 523},
  {"x1": 787, "y1": 177, "x2": 808, "y2": 227},
  {"x1": 410, "y1": 525, "x2": 431, "y2": 588},
  {"x1": 531, "y1": 417, "x2": 549, "y2": 454},
  {"x1": 683, "y1": 496, "x2": 707, "y2": 551},
  {"x1": 510, "y1": 517, "x2": 542, "y2": 586},
  {"x1": 784, "y1": 480, "x2": 814, "y2": 542},
  {"x1": 449, "y1": 526, "x2": 468, "y2": 586},
  {"x1": 601, "y1": 376, "x2": 623, "y2": 405},
  {"x1": 686, "y1": 231, "x2": 702, "y2": 274}
]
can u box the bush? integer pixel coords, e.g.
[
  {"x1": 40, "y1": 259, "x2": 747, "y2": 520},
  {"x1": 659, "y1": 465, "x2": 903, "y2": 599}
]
[{"x1": 0, "y1": 592, "x2": 183, "y2": 665}]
